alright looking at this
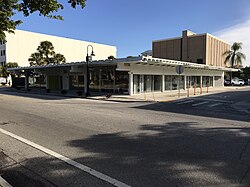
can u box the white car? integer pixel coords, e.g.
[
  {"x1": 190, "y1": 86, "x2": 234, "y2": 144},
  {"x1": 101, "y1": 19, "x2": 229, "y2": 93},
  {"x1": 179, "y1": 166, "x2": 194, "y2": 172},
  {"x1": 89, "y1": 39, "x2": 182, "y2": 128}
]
[
  {"x1": 231, "y1": 79, "x2": 244, "y2": 86},
  {"x1": 0, "y1": 77, "x2": 7, "y2": 85}
]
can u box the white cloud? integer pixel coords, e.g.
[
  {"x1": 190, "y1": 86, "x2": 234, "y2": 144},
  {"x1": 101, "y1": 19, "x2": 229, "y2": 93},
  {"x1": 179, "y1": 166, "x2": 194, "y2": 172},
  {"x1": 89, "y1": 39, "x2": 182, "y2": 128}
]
[{"x1": 215, "y1": 19, "x2": 250, "y2": 67}]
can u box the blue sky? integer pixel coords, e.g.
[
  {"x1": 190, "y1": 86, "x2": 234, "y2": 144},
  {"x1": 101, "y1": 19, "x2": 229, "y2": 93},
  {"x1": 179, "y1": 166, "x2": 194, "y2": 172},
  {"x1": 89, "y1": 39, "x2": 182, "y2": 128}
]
[{"x1": 13, "y1": 0, "x2": 250, "y2": 65}]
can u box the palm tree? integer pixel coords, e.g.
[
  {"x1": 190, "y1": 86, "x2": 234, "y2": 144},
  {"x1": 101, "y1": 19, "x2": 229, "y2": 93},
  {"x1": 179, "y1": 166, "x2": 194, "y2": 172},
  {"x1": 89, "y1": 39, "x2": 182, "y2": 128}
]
[
  {"x1": 6, "y1": 62, "x2": 19, "y2": 68},
  {"x1": 223, "y1": 42, "x2": 246, "y2": 81},
  {"x1": 37, "y1": 41, "x2": 56, "y2": 64},
  {"x1": 52, "y1": 53, "x2": 66, "y2": 64},
  {"x1": 29, "y1": 41, "x2": 66, "y2": 66},
  {"x1": 0, "y1": 62, "x2": 19, "y2": 77},
  {"x1": 0, "y1": 65, "x2": 8, "y2": 77},
  {"x1": 29, "y1": 52, "x2": 44, "y2": 66}
]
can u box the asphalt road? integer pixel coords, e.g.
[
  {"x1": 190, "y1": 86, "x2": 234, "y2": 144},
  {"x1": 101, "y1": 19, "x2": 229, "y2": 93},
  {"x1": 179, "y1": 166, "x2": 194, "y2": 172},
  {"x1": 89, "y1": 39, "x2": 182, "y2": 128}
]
[{"x1": 0, "y1": 87, "x2": 250, "y2": 187}]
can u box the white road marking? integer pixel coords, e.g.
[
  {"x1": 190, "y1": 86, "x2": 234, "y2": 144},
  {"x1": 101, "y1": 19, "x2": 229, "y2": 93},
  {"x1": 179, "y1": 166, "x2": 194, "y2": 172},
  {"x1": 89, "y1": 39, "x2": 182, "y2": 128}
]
[
  {"x1": 0, "y1": 128, "x2": 130, "y2": 187},
  {"x1": 177, "y1": 100, "x2": 194, "y2": 105},
  {"x1": 0, "y1": 176, "x2": 12, "y2": 187},
  {"x1": 192, "y1": 101, "x2": 209, "y2": 107},
  {"x1": 208, "y1": 103, "x2": 222, "y2": 107},
  {"x1": 171, "y1": 99, "x2": 186, "y2": 103}
]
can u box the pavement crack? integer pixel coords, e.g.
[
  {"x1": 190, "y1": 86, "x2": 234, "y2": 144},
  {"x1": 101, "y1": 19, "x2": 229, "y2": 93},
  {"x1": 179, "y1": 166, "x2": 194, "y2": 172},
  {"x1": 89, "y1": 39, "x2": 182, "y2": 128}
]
[
  {"x1": 239, "y1": 164, "x2": 250, "y2": 184},
  {"x1": 239, "y1": 139, "x2": 250, "y2": 160}
]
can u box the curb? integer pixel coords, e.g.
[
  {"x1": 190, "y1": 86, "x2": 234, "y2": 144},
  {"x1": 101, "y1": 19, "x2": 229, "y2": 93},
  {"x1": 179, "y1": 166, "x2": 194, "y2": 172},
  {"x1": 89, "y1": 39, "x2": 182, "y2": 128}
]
[{"x1": 0, "y1": 176, "x2": 12, "y2": 187}]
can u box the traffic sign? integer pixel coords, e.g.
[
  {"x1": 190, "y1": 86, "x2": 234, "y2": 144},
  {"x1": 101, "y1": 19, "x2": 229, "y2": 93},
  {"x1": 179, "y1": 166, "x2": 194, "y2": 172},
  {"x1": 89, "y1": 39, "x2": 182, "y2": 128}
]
[{"x1": 176, "y1": 65, "x2": 184, "y2": 74}]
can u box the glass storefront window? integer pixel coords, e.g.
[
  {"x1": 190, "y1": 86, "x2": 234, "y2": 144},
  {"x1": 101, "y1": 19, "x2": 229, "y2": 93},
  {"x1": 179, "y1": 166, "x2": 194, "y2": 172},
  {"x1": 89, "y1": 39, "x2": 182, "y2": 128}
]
[
  {"x1": 69, "y1": 75, "x2": 84, "y2": 90},
  {"x1": 133, "y1": 75, "x2": 141, "y2": 94},
  {"x1": 187, "y1": 76, "x2": 201, "y2": 88},
  {"x1": 89, "y1": 66, "x2": 116, "y2": 92},
  {"x1": 144, "y1": 75, "x2": 153, "y2": 92},
  {"x1": 172, "y1": 76, "x2": 178, "y2": 90},
  {"x1": 202, "y1": 76, "x2": 213, "y2": 87},
  {"x1": 133, "y1": 75, "x2": 163, "y2": 94},
  {"x1": 202, "y1": 76, "x2": 209, "y2": 87},
  {"x1": 154, "y1": 75, "x2": 162, "y2": 91},
  {"x1": 165, "y1": 75, "x2": 184, "y2": 91},
  {"x1": 115, "y1": 71, "x2": 129, "y2": 93},
  {"x1": 179, "y1": 76, "x2": 184, "y2": 90},
  {"x1": 209, "y1": 77, "x2": 213, "y2": 87},
  {"x1": 165, "y1": 76, "x2": 172, "y2": 90}
]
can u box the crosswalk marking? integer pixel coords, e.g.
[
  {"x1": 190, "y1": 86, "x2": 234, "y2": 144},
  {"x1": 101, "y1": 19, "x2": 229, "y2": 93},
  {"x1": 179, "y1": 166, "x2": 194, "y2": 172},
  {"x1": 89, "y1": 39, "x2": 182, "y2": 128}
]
[
  {"x1": 171, "y1": 99, "x2": 186, "y2": 104},
  {"x1": 208, "y1": 103, "x2": 222, "y2": 107},
  {"x1": 192, "y1": 101, "x2": 209, "y2": 107},
  {"x1": 177, "y1": 100, "x2": 194, "y2": 105},
  {"x1": 171, "y1": 99, "x2": 225, "y2": 108}
]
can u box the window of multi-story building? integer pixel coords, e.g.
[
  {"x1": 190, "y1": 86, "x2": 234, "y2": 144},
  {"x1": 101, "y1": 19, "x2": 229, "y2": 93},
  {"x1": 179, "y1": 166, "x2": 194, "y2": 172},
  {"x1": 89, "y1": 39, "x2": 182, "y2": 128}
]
[
  {"x1": 0, "y1": 50, "x2": 5, "y2": 56},
  {"x1": 0, "y1": 40, "x2": 6, "y2": 45},
  {"x1": 197, "y1": 59, "x2": 204, "y2": 64}
]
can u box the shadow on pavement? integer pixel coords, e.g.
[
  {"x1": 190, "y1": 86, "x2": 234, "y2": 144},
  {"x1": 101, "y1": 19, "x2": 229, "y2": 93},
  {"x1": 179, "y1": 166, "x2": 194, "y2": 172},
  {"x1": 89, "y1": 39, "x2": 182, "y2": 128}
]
[
  {"x1": 0, "y1": 88, "x2": 79, "y2": 100},
  {"x1": 1, "y1": 122, "x2": 250, "y2": 186},
  {"x1": 133, "y1": 89, "x2": 250, "y2": 123},
  {"x1": 0, "y1": 156, "x2": 110, "y2": 187},
  {"x1": 63, "y1": 122, "x2": 250, "y2": 186}
]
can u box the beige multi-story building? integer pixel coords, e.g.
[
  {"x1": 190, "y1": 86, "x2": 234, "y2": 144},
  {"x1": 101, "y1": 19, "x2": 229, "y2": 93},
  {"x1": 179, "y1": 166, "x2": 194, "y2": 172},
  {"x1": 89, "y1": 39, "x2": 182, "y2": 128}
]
[
  {"x1": 153, "y1": 30, "x2": 230, "y2": 67},
  {"x1": 0, "y1": 30, "x2": 117, "y2": 67}
]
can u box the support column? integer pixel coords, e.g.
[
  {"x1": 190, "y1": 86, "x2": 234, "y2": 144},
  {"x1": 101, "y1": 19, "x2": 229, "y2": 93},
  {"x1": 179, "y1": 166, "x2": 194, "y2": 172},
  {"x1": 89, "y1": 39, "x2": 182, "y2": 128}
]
[
  {"x1": 84, "y1": 74, "x2": 87, "y2": 94},
  {"x1": 129, "y1": 72, "x2": 133, "y2": 95},
  {"x1": 184, "y1": 75, "x2": 187, "y2": 90},
  {"x1": 24, "y1": 71, "x2": 29, "y2": 90},
  {"x1": 45, "y1": 76, "x2": 49, "y2": 89},
  {"x1": 200, "y1": 75, "x2": 203, "y2": 88},
  {"x1": 222, "y1": 72, "x2": 225, "y2": 87},
  {"x1": 162, "y1": 75, "x2": 165, "y2": 92},
  {"x1": 213, "y1": 76, "x2": 215, "y2": 87}
]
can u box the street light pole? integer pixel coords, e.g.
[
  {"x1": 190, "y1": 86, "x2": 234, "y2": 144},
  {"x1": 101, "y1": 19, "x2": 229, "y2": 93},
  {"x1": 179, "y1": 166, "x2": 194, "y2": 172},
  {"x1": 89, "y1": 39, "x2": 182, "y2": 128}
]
[{"x1": 85, "y1": 45, "x2": 95, "y2": 97}]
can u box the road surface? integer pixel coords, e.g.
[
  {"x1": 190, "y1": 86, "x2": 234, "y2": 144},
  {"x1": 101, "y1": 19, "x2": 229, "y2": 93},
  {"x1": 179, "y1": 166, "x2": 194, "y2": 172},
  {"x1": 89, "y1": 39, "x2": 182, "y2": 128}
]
[{"x1": 0, "y1": 87, "x2": 250, "y2": 186}]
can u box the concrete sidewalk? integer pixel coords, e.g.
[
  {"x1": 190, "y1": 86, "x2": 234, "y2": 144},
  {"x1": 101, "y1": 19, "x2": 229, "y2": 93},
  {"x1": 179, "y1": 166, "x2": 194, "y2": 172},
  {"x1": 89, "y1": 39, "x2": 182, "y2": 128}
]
[
  {"x1": 0, "y1": 85, "x2": 248, "y2": 103},
  {"x1": 91, "y1": 86, "x2": 249, "y2": 102}
]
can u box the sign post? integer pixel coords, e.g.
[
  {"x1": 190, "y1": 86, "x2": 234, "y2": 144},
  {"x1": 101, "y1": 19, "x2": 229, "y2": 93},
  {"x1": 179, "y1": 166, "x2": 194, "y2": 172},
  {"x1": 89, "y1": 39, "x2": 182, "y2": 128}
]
[{"x1": 176, "y1": 65, "x2": 184, "y2": 98}]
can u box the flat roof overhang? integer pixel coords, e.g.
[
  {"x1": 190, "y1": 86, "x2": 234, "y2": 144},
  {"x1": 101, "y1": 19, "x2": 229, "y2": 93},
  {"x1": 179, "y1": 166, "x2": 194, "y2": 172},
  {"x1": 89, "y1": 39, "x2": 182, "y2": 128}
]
[
  {"x1": 8, "y1": 60, "x2": 117, "y2": 71},
  {"x1": 115, "y1": 56, "x2": 239, "y2": 72},
  {"x1": 8, "y1": 56, "x2": 239, "y2": 72}
]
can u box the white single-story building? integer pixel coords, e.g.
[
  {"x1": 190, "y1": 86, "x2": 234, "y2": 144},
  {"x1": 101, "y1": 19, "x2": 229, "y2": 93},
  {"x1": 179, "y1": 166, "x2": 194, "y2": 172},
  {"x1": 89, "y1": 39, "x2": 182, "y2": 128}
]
[{"x1": 9, "y1": 56, "x2": 238, "y2": 96}]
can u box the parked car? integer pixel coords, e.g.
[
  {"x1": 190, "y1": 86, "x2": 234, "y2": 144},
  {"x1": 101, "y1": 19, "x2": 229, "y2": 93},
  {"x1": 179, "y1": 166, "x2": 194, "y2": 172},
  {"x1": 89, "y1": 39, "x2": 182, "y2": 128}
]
[
  {"x1": 231, "y1": 79, "x2": 245, "y2": 86},
  {"x1": 0, "y1": 77, "x2": 7, "y2": 85},
  {"x1": 224, "y1": 79, "x2": 231, "y2": 86}
]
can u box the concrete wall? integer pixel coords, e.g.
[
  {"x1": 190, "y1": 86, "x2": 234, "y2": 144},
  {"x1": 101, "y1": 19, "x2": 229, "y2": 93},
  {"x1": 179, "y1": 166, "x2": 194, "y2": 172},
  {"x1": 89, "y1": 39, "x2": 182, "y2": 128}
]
[
  {"x1": 184, "y1": 34, "x2": 206, "y2": 64},
  {"x1": 152, "y1": 30, "x2": 230, "y2": 67},
  {"x1": 5, "y1": 30, "x2": 117, "y2": 67},
  {"x1": 153, "y1": 38, "x2": 182, "y2": 61},
  {"x1": 206, "y1": 34, "x2": 230, "y2": 67}
]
